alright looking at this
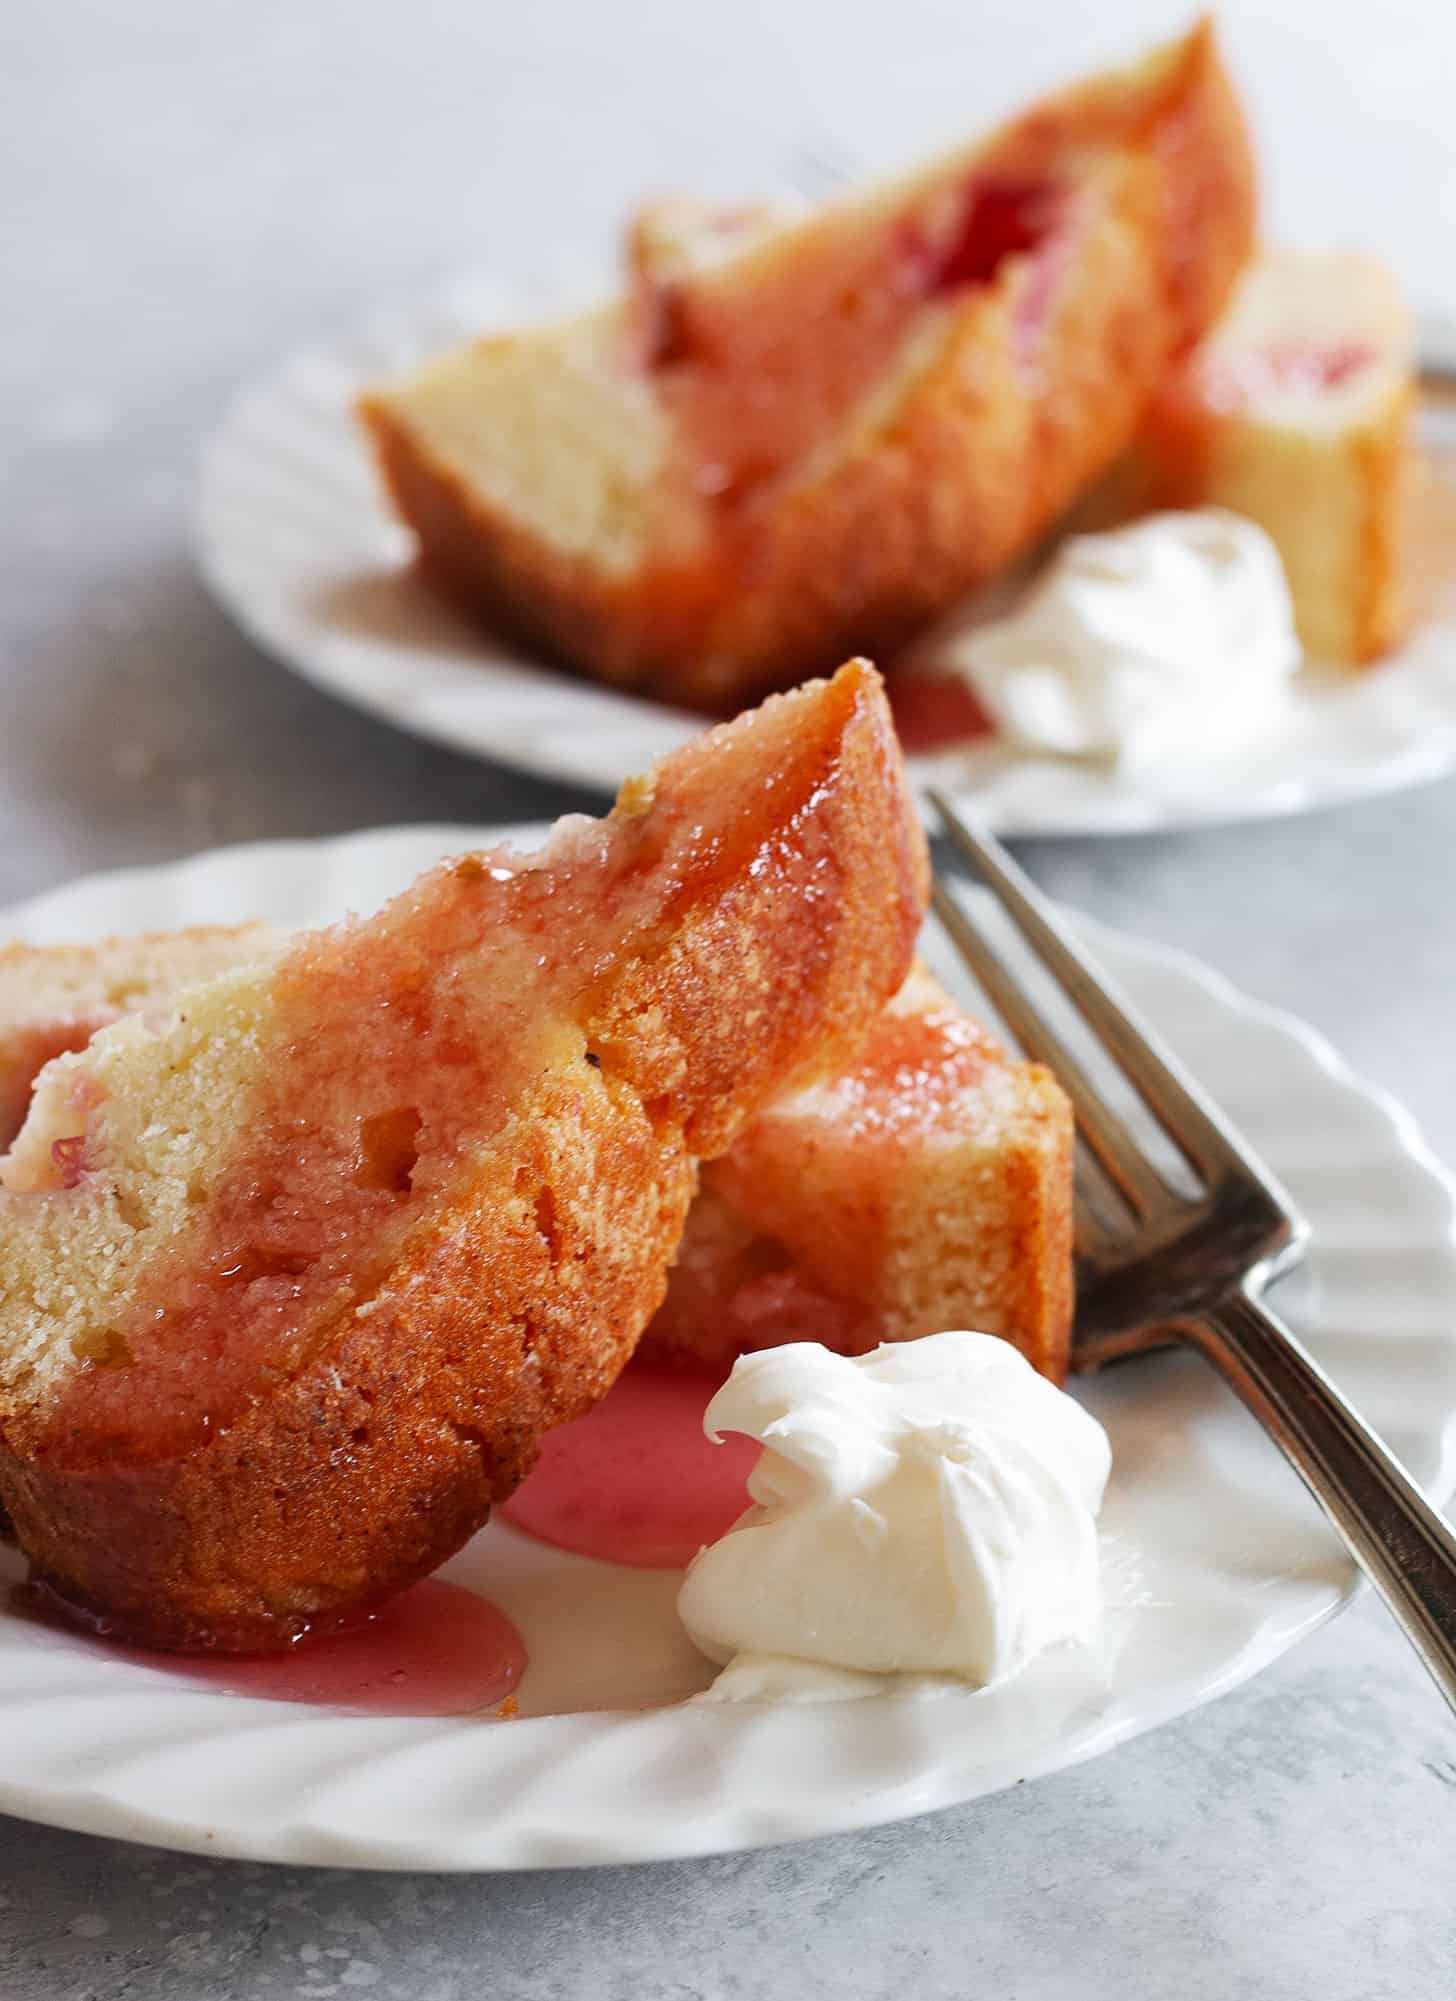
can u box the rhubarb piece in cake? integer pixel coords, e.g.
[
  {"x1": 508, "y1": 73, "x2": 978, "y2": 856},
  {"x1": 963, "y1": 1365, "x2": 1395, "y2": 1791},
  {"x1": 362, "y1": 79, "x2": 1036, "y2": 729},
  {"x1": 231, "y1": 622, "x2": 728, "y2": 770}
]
[
  {"x1": 0, "y1": 926, "x2": 278, "y2": 1152},
  {"x1": 642, "y1": 965, "x2": 1074, "y2": 1382},
  {"x1": 0, "y1": 661, "x2": 927, "y2": 1652},
  {"x1": 1092, "y1": 250, "x2": 1414, "y2": 663},
  {"x1": 359, "y1": 22, "x2": 1254, "y2": 709}
]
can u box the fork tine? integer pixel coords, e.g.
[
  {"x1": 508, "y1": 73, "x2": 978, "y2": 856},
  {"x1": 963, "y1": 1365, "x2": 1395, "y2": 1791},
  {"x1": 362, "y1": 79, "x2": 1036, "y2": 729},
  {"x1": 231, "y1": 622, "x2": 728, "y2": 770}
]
[
  {"x1": 1073, "y1": 1162, "x2": 1132, "y2": 1273},
  {"x1": 929, "y1": 790, "x2": 1296, "y2": 1209},
  {"x1": 930, "y1": 873, "x2": 1176, "y2": 1219}
]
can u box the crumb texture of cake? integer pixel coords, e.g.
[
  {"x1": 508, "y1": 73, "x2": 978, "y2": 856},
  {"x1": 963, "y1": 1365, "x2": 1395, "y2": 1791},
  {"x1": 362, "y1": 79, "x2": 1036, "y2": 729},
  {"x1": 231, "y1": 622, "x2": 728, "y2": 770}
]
[
  {"x1": 0, "y1": 925, "x2": 279, "y2": 1152},
  {"x1": 359, "y1": 21, "x2": 1255, "y2": 708},
  {"x1": 0, "y1": 661, "x2": 927, "y2": 1652},
  {"x1": 1091, "y1": 250, "x2": 1414, "y2": 663},
  {"x1": 641, "y1": 965, "x2": 1074, "y2": 1383}
]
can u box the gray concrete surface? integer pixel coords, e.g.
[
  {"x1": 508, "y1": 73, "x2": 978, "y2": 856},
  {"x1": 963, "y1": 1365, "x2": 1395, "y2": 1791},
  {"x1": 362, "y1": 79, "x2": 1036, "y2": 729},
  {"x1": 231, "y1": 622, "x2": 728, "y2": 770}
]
[{"x1": 3, "y1": 3, "x2": 1454, "y2": 1995}]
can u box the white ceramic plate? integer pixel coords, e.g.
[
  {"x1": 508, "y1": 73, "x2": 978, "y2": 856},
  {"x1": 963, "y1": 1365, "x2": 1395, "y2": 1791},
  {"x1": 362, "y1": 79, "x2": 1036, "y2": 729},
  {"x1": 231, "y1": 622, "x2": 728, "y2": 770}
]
[
  {"x1": 195, "y1": 275, "x2": 1456, "y2": 834},
  {"x1": 0, "y1": 824, "x2": 1454, "y2": 1871}
]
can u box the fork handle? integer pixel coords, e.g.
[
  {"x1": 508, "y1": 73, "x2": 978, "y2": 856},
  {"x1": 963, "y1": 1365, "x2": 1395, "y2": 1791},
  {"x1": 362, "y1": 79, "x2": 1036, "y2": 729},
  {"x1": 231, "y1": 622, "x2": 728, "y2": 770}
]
[{"x1": 1185, "y1": 1285, "x2": 1456, "y2": 1714}]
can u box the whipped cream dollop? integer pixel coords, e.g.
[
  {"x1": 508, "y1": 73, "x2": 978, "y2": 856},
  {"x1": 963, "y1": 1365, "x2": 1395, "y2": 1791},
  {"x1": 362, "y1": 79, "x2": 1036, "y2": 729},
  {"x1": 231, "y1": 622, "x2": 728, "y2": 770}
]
[
  {"x1": 678, "y1": 1332, "x2": 1111, "y2": 1701},
  {"x1": 923, "y1": 509, "x2": 1300, "y2": 767}
]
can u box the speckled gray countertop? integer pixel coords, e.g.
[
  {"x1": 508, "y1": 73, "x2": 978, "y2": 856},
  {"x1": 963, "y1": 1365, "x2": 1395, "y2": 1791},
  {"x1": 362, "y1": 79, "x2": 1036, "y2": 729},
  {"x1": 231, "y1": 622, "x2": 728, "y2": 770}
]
[{"x1": 3, "y1": 3, "x2": 1455, "y2": 1995}]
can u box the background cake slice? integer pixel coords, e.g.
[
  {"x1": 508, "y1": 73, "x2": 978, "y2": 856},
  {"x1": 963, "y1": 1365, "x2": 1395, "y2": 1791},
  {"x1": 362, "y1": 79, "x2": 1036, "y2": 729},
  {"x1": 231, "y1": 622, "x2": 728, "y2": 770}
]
[
  {"x1": 1089, "y1": 249, "x2": 1414, "y2": 663},
  {"x1": 359, "y1": 22, "x2": 1254, "y2": 709},
  {"x1": 642, "y1": 966, "x2": 1073, "y2": 1383},
  {"x1": 0, "y1": 662, "x2": 926, "y2": 1652}
]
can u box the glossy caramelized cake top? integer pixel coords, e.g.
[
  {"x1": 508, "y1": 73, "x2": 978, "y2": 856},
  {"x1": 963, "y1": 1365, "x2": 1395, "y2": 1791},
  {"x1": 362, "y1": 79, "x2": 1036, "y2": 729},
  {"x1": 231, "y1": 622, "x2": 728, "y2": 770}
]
[{"x1": 0, "y1": 663, "x2": 928, "y2": 1650}]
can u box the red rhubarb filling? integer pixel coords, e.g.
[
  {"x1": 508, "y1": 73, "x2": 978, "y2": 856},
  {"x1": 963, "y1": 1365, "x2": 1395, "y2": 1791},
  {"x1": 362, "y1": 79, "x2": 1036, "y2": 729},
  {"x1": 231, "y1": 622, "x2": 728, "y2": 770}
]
[
  {"x1": 641, "y1": 169, "x2": 1072, "y2": 503},
  {"x1": 0, "y1": 1014, "x2": 118, "y2": 1152},
  {"x1": 895, "y1": 177, "x2": 1065, "y2": 295},
  {"x1": 1201, "y1": 338, "x2": 1379, "y2": 411}
]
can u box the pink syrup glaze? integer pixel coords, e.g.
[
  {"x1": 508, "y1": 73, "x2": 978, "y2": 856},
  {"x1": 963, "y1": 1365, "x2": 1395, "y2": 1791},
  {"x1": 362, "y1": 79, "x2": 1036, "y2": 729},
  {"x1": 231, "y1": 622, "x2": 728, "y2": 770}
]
[
  {"x1": 13, "y1": 1577, "x2": 527, "y2": 1717},
  {"x1": 500, "y1": 1364, "x2": 759, "y2": 1569}
]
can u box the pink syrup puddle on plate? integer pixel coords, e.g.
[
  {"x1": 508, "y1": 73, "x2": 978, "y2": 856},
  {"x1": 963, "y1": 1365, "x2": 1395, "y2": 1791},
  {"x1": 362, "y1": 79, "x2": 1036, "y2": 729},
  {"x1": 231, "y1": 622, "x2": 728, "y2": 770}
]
[
  {"x1": 500, "y1": 1364, "x2": 758, "y2": 1569},
  {"x1": 12, "y1": 1577, "x2": 527, "y2": 1718},
  {"x1": 888, "y1": 668, "x2": 995, "y2": 754}
]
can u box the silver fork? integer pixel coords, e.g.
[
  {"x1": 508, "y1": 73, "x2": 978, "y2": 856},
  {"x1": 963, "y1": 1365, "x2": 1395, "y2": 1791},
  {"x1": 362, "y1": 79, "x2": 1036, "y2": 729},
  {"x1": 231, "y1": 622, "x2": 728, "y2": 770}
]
[{"x1": 928, "y1": 790, "x2": 1456, "y2": 1715}]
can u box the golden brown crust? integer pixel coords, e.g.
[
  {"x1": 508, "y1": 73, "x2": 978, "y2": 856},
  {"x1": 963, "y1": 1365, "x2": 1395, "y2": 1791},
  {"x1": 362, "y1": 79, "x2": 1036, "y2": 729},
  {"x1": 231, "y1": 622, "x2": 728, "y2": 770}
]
[
  {"x1": 583, "y1": 667, "x2": 932, "y2": 1152},
  {"x1": 3, "y1": 1067, "x2": 689, "y2": 1651},
  {"x1": 1353, "y1": 381, "x2": 1415, "y2": 662},
  {"x1": 990, "y1": 1065, "x2": 1076, "y2": 1383},
  {"x1": 1141, "y1": 18, "x2": 1257, "y2": 361},
  {"x1": 358, "y1": 22, "x2": 1255, "y2": 710},
  {"x1": 0, "y1": 665, "x2": 927, "y2": 1651}
]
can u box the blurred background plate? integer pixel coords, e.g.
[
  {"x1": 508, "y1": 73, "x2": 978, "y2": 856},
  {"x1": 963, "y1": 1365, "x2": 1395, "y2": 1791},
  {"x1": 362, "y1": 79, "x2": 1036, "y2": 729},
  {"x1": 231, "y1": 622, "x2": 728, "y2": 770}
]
[{"x1": 196, "y1": 278, "x2": 1456, "y2": 835}]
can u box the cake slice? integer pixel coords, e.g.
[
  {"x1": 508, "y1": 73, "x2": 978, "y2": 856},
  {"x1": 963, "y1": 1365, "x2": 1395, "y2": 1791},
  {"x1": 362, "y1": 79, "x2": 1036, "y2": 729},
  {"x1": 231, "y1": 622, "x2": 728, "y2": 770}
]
[
  {"x1": 359, "y1": 21, "x2": 1254, "y2": 709},
  {"x1": 623, "y1": 193, "x2": 809, "y2": 294},
  {"x1": 0, "y1": 927, "x2": 278, "y2": 1152},
  {"x1": 0, "y1": 954, "x2": 1074, "y2": 1409},
  {"x1": 1090, "y1": 250, "x2": 1415, "y2": 663},
  {"x1": 0, "y1": 928, "x2": 1071, "y2": 1427},
  {"x1": 0, "y1": 662, "x2": 927, "y2": 1652},
  {"x1": 642, "y1": 965, "x2": 1073, "y2": 1382}
]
